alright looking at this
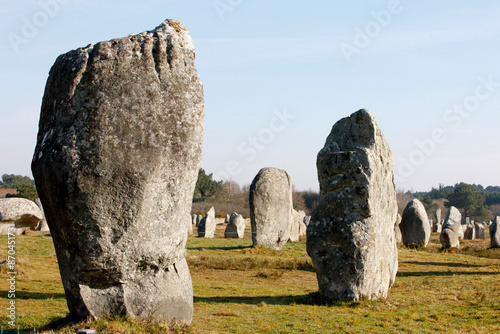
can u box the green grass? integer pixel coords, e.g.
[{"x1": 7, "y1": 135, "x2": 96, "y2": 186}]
[{"x1": 0, "y1": 229, "x2": 499, "y2": 333}]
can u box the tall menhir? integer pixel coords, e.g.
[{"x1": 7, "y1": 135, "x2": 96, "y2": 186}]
[
  {"x1": 31, "y1": 19, "x2": 204, "y2": 324},
  {"x1": 307, "y1": 109, "x2": 398, "y2": 301}
]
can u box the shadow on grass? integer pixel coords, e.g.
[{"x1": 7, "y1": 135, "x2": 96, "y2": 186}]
[
  {"x1": 194, "y1": 293, "x2": 381, "y2": 307},
  {"x1": 194, "y1": 292, "x2": 321, "y2": 306},
  {"x1": 37, "y1": 313, "x2": 82, "y2": 332},
  {"x1": 401, "y1": 261, "x2": 487, "y2": 268},
  {"x1": 187, "y1": 245, "x2": 254, "y2": 251},
  {"x1": 0, "y1": 290, "x2": 65, "y2": 300},
  {"x1": 397, "y1": 271, "x2": 500, "y2": 277}
]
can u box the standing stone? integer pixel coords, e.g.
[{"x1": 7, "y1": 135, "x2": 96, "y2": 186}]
[
  {"x1": 0, "y1": 198, "x2": 43, "y2": 235},
  {"x1": 490, "y1": 217, "x2": 500, "y2": 248},
  {"x1": 31, "y1": 20, "x2": 204, "y2": 324},
  {"x1": 191, "y1": 214, "x2": 197, "y2": 226},
  {"x1": 458, "y1": 223, "x2": 465, "y2": 239},
  {"x1": 250, "y1": 167, "x2": 293, "y2": 250},
  {"x1": 298, "y1": 210, "x2": 307, "y2": 238},
  {"x1": 440, "y1": 206, "x2": 462, "y2": 248},
  {"x1": 224, "y1": 214, "x2": 245, "y2": 238},
  {"x1": 307, "y1": 109, "x2": 398, "y2": 302},
  {"x1": 34, "y1": 197, "x2": 50, "y2": 232},
  {"x1": 394, "y1": 214, "x2": 402, "y2": 244},
  {"x1": 304, "y1": 215, "x2": 311, "y2": 226},
  {"x1": 187, "y1": 215, "x2": 193, "y2": 235},
  {"x1": 289, "y1": 209, "x2": 300, "y2": 242},
  {"x1": 464, "y1": 223, "x2": 476, "y2": 240},
  {"x1": 434, "y1": 208, "x2": 441, "y2": 232},
  {"x1": 196, "y1": 215, "x2": 203, "y2": 227},
  {"x1": 474, "y1": 222, "x2": 485, "y2": 239},
  {"x1": 198, "y1": 207, "x2": 216, "y2": 238},
  {"x1": 400, "y1": 199, "x2": 430, "y2": 247},
  {"x1": 224, "y1": 214, "x2": 230, "y2": 224}
]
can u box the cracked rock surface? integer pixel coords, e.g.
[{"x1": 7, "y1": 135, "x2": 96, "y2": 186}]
[{"x1": 31, "y1": 19, "x2": 204, "y2": 324}]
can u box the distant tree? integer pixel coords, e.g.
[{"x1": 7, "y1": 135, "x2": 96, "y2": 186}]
[
  {"x1": 301, "y1": 190, "x2": 320, "y2": 215},
  {"x1": 6, "y1": 183, "x2": 38, "y2": 201},
  {"x1": 0, "y1": 174, "x2": 35, "y2": 189},
  {"x1": 193, "y1": 168, "x2": 223, "y2": 202},
  {"x1": 445, "y1": 183, "x2": 486, "y2": 220},
  {"x1": 421, "y1": 195, "x2": 438, "y2": 215}
]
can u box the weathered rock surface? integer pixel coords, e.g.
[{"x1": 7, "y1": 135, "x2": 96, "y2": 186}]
[
  {"x1": 0, "y1": 198, "x2": 43, "y2": 235},
  {"x1": 490, "y1": 217, "x2": 500, "y2": 248},
  {"x1": 400, "y1": 199, "x2": 430, "y2": 247},
  {"x1": 306, "y1": 109, "x2": 398, "y2": 302},
  {"x1": 224, "y1": 213, "x2": 245, "y2": 238},
  {"x1": 394, "y1": 214, "x2": 402, "y2": 244},
  {"x1": 34, "y1": 197, "x2": 50, "y2": 232},
  {"x1": 440, "y1": 207, "x2": 461, "y2": 248},
  {"x1": 31, "y1": 19, "x2": 204, "y2": 324},
  {"x1": 250, "y1": 167, "x2": 292, "y2": 250},
  {"x1": 198, "y1": 207, "x2": 215, "y2": 238}
]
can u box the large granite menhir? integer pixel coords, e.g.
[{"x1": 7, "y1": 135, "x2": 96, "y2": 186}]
[
  {"x1": 31, "y1": 19, "x2": 204, "y2": 324},
  {"x1": 307, "y1": 109, "x2": 398, "y2": 302},
  {"x1": 250, "y1": 167, "x2": 292, "y2": 250}
]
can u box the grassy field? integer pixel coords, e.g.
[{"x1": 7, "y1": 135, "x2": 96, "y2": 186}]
[{"x1": 0, "y1": 224, "x2": 499, "y2": 333}]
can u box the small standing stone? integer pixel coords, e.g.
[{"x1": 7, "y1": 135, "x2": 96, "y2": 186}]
[
  {"x1": 440, "y1": 206, "x2": 461, "y2": 249},
  {"x1": 298, "y1": 211, "x2": 307, "y2": 238},
  {"x1": 303, "y1": 216, "x2": 311, "y2": 226},
  {"x1": 474, "y1": 222, "x2": 485, "y2": 239},
  {"x1": 196, "y1": 215, "x2": 203, "y2": 227},
  {"x1": 289, "y1": 209, "x2": 300, "y2": 242},
  {"x1": 224, "y1": 214, "x2": 245, "y2": 238},
  {"x1": 198, "y1": 207, "x2": 216, "y2": 238},
  {"x1": 464, "y1": 223, "x2": 476, "y2": 240},
  {"x1": 490, "y1": 216, "x2": 500, "y2": 248},
  {"x1": 34, "y1": 197, "x2": 50, "y2": 232},
  {"x1": 400, "y1": 199, "x2": 430, "y2": 247},
  {"x1": 250, "y1": 167, "x2": 293, "y2": 250},
  {"x1": 394, "y1": 214, "x2": 402, "y2": 244}
]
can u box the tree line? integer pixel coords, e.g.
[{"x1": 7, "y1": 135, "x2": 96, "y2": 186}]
[{"x1": 411, "y1": 183, "x2": 500, "y2": 222}]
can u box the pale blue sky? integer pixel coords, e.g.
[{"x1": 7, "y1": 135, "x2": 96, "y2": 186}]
[{"x1": 1, "y1": 0, "x2": 499, "y2": 191}]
